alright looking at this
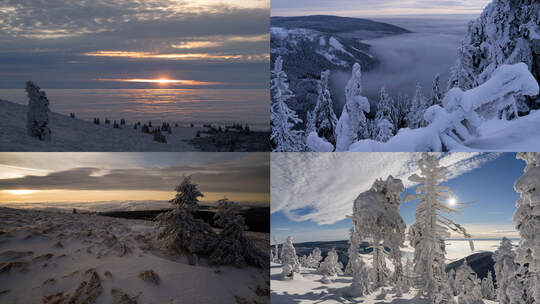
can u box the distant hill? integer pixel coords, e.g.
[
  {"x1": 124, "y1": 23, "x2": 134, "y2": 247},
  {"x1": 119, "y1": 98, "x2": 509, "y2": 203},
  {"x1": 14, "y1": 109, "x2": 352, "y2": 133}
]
[{"x1": 270, "y1": 15, "x2": 410, "y2": 123}]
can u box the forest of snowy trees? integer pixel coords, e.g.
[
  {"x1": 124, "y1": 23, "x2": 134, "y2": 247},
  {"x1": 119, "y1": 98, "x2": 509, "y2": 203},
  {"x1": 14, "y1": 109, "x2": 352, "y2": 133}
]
[
  {"x1": 270, "y1": 0, "x2": 540, "y2": 152},
  {"x1": 271, "y1": 152, "x2": 540, "y2": 303}
]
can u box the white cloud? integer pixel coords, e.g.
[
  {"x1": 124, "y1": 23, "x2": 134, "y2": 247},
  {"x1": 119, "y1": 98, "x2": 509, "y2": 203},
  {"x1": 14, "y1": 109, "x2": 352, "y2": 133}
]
[{"x1": 271, "y1": 152, "x2": 501, "y2": 225}]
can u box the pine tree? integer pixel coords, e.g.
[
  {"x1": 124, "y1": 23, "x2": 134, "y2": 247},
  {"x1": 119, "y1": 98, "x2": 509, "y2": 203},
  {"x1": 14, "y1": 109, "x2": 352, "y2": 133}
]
[
  {"x1": 431, "y1": 74, "x2": 443, "y2": 107},
  {"x1": 481, "y1": 271, "x2": 496, "y2": 300},
  {"x1": 352, "y1": 175, "x2": 406, "y2": 289},
  {"x1": 307, "y1": 247, "x2": 323, "y2": 269},
  {"x1": 155, "y1": 177, "x2": 216, "y2": 258},
  {"x1": 513, "y1": 152, "x2": 540, "y2": 303},
  {"x1": 374, "y1": 87, "x2": 396, "y2": 142},
  {"x1": 270, "y1": 56, "x2": 304, "y2": 151},
  {"x1": 281, "y1": 236, "x2": 300, "y2": 278},
  {"x1": 406, "y1": 83, "x2": 429, "y2": 129},
  {"x1": 310, "y1": 70, "x2": 338, "y2": 146},
  {"x1": 493, "y1": 237, "x2": 519, "y2": 304},
  {"x1": 405, "y1": 153, "x2": 474, "y2": 303},
  {"x1": 335, "y1": 63, "x2": 370, "y2": 151},
  {"x1": 25, "y1": 81, "x2": 51, "y2": 141},
  {"x1": 318, "y1": 248, "x2": 342, "y2": 283},
  {"x1": 273, "y1": 236, "x2": 280, "y2": 263},
  {"x1": 209, "y1": 198, "x2": 265, "y2": 268},
  {"x1": 455, "y1": 259, "x2": 483, "y2": 304}
]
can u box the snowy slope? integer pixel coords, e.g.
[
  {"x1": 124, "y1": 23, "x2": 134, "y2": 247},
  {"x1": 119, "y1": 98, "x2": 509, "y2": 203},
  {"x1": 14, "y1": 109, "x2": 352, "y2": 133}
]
[
  {"x1": 0, "y1": 99, "x2": 202, "y2": 151},
  {"x1": 0, "y1": 208, "x2": 269, "y2": 304}
]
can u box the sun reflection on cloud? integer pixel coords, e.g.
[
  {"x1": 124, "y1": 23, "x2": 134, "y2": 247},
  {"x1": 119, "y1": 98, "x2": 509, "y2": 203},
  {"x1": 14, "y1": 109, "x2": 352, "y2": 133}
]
[
  {"x1": 83, "y1": 51, "x2": 268, "y2": 62},
  {"x1": 93, "y1": 78, "x2": 226, "y2": 86},
  {"x1": 5, "y1": 189, "x2": 37, "y2": 195}
]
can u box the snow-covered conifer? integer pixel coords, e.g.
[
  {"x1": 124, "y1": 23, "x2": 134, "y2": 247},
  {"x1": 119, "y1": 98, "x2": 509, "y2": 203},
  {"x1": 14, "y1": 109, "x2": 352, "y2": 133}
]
[
  {"x1": 318, "y1": 248, "x2": 342, "y2": 283},
  {"x1": 506, "y1": 274, "x2": 526, "y2": 304},
  {"x1": 155, "y1": 176, "x2": 216, "y2": 257},
  {"x1": 310, "y1": 70, "x2": 338, "y2": 146},
  {"x1": 493, "y1": 237, "x2": 519, "y2": 304},
  {"x1": 25, "y1": 81, "x2": 51, "y2": 141},
  {"x1": 405, "y1": 153, "x2": 474, "y2": 303},
  {"x1": 335, "y1": 63, "x2": 370, "y2": 151},
  {"x1": 353, "y1": 175, "x2": 406, "y2": 289},
  {"x1": 273, "y1": 236, "x2": 280, "y2": 263},
  {"x1": 406, "y1": 83, "x2": 428, "y2": 129},
  {"x1": 431, "y1": 74, "x2": 443, "y2": 107},
  {"x1": 270, "y1": 56, "x2": 304, "y2": 151},
  {"x1": 513, "y1": 152, "x2": 540, "y2": 303},
  {"x1": 455, "y1": 259, "x2": 483, "y2": 304},
  {"x1": 481, "y1": 271, "x2": 496, "y2": 300},
  {"x1": 209, "y1": 198, "x2": 265, "y2": 268},
  {"x1": 374, "y1": 87, "x2": 396, "y2": 142},
  {"x1": 281, "y1": 236, "x2": 300, "y2": 278},
  {"x1": 307, "y1": 247, "x2": 323, "y2": 269}
]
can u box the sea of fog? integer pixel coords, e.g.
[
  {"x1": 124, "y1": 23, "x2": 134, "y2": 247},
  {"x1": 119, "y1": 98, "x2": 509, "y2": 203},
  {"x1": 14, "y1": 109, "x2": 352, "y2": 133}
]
[
  {"x1": 0, "y1": 88, "x2": 269, "y2": 130},
  {"x1": 332, "y1": 16, "x2": 474, "y2": 104}
]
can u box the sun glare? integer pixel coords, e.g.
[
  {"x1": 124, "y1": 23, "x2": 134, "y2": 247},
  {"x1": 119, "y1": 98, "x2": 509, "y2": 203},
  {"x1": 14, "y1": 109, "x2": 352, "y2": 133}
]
[
  {"x1": 93, "y1": 78, "x2": 225, "y2": 86},
  {"x1": 6, "y1": 190, "x2": 36, "y2": 195},
  {"x1": 448, "y1": 197, "x2": 457, "y2": 206}
]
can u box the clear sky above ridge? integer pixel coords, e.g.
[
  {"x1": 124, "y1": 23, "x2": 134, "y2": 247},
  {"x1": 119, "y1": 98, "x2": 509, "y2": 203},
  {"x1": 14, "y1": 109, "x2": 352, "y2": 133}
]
[
  {"x1": 271, "y1": 0, "x2": 492, "y2": 17},
  {"x1": 271, "y1": 153, "x2": 524, "y2": 242}
]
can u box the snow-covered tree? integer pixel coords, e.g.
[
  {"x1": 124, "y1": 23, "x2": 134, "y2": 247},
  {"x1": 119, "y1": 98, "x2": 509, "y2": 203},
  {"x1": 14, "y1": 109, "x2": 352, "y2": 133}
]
[
  {"x1": 298, "y1": 255, "x2": 309, "y2": 267},
  {"x1": 281, "y1": 236, "x2": 300, "y2": 278},
  {"x1": 271, "y1": 56, "x2": 304, "y2": 151},
  {"x1": 493, "y1": 237, "x2": 519, "y2": 304},
  {"x1": 394, "y1": 93, "x2": 411, "y2": 130},
  {"x1": 352, "y1": 175, "x2": 406, "y2": 289},
  {"x1": 431, "y1": 74, "x2": 443, "y2": 107},
  {"x1": 335, "y1": 63, "x2": 370, "y2": 151},
  {"x1": 373, "y1": 87, "x2": 396, "y2": 142},
  {"x1": 514, "y1": 152, "x2": 540, "y2": 303},
  {"x1": 209, "y1": 198, "x2": 265, "y2": 268},
  {"x1": 406, "y1": 83, "x2": 429, "y2": 129},
  {"x1": 455, "y1": 259, "x2": 483, "y2": 304},
  {"x1": 319, "y1": 248, "x2": 342, "y2": 283},
  {"x1": 155, "y1": 176, "x2": 216, "y2": 258},
  {"x1": 481, "y1": 271, "x2": 496, "y2": 300},
  {"x1": 506, "y1": 274, "x2": 527, "y2": 304},
  {"x1": 307, "y1": 247, "x2": 323, "y2": 269},
  {"x1": 405, "y1": 153, "x2": 474, "y2": 303},
  {"x1": 349, "y1": 250, "x2": 370, "y2": 297},
  {"x1": 272, "y1": 236, "x2": 280, "y2": 263},
  {"x1": 309, "y1": 70, "x2": 338, "y2": 146},
  {"x1": 25, "y1": 81, "x2": 51, "y2": 141}
]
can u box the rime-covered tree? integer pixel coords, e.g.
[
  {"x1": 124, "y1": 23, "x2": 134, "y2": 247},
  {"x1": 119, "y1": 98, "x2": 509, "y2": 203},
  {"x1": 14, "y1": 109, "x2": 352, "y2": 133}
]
[
  {"x1": 481, "y1": 271, "x2": 496, "y2": 300},
  {"x1": 395, "y1": 93, "x2": 411, "y2": 130},
  {"x1": 513, "y1": 152, "x2": 540, "y2": 303},
  {"x1": 405, "y1": 153, "x2": 473, "y2": 303},
  {"x1": 374, "y1": 87, "x2": 396, "y2": 142},
  {"x1": 209, "y1": 198, "x2": 265, "y2": 268},
  {"x1": 272, "y1": 236, "x2": 280, "y2": 263},
  {"x1": 307, "y1": 247, "x2": 323, "y2": 269},
  {"x1": 352, "y1": 175, "x2": 406, "y2": 289},
  {"x1": 335, "y1": 63, "x2": 370, "y2": 151},
  {"x1": 155, "y1": 176, "x2": 216, "y2": 258},
  {"x1": 281, "y1": 236, "x2": 300, "y2": 278},
  {"x1": 431, "y1": 74, "x2": 443, "y2": 107},
  {"x1": 493, "y1": 237, "x2": 519, "y2": 304},
  {"x1": 25, "y1": 81, "x2": 51, "y2": 141},
  {"x1": 270, "y1": 56, "x2": 304, "y2": 151},
  {"x1": 506, "y1": 274, "x2": 527, "y2": 304},
  {"x1": 455, "y1": 259, "x2": 483, "y2": 304},
  {"x1": 406, "y1": 83, "x2": 429, "y2": 129},
  {"x1": 319, "y1": 248, "x2": 342, "y2": 283},
  {"x1": 348, "y1": 249, "x2": 370, "y2": 297},
  {"x1": 309, "y1": 70, "x2": 338, "y2": 146}
]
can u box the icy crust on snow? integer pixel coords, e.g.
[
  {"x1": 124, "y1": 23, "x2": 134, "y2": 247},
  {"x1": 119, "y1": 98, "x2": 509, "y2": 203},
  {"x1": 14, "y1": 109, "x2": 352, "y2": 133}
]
[
  {"x1": 348, "y1": 63, "x2": 539, "y2": 152},
  {"x1": 0, "y1": 207, "x2": 269, "y2": 304},
  {"x1": 0, "y1": 99, "x2": 201, "y2": 151}
]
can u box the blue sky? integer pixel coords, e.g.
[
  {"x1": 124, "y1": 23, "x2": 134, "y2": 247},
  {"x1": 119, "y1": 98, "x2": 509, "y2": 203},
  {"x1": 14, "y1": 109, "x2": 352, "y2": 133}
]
[{"x1": 271, "y1": 153, "x2": 524, "y2": 242}]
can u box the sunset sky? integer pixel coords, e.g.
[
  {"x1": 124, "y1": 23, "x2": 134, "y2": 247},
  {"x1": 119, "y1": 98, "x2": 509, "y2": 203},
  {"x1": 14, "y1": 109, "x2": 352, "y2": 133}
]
[
  {"x1": 0, "y1": 152, "x2": 269, "y2": 207},
  {"x1": 271, "y1": 0, "x2": 491, "y2": 17},
  {"x1": 0, "y1": 0, "x2": 269, "y2": 89}
]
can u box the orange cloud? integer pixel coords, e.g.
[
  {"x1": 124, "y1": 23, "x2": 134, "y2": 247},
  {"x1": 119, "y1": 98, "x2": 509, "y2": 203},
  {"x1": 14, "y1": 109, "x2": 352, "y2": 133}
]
[
  {"x1": 93, "y1": 78, "x2": 226, "y2": 86},
  {"x1": 83, "y1": 51, "x2": 268, "y2": 61}
]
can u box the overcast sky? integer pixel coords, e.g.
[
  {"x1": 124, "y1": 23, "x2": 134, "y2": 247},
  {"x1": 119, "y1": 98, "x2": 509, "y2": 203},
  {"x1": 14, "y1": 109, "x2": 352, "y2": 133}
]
[
  {"x1": 271, "y1": 0, "x2": 491, "y2": 17},
  {"x1": 271, "y1": 153, "x2": 524, "y2": 241},
  {"x1": 0, "y1": 0, "x2": 269, "y2": 89},
  {"x1": 0, "y1": 152, "x2": 269, "y2": 205}
]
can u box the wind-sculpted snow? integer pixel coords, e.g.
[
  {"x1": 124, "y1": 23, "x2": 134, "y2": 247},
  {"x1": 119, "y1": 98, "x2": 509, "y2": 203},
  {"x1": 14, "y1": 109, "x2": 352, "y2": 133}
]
[
  {"x1": 0, "y1": 207, "x2": 269, "y2": 304},
  {"x1": 348, "y1": 63, "x2": 539, "y2": 152}
]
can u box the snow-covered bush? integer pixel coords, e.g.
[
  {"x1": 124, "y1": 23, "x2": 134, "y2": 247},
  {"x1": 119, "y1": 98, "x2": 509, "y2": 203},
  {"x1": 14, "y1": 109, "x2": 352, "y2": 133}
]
[
  {"x1": 318, "y1": 248, "x2": 342, "y2": 283},
  {"x1": 155, "y1": 177, "x2": 216, "y2": 258},
  {"x1": 209, "y1": 198, "x2": 266, "y2": 269},
  {"x1": 405, "y1": 153, "x2": 473, "y2": 303},
  {"x1": 306, "y1": 132, "x2": 334, "y2": 152},
  {"x1": 513, "y1": 152, "x2": 540, "y2": 302},
  {"x1": 335, "y1": 63, "x2": 370, "y2": 151},
  {"x1": 25, "y1": 81, "x2": 51, "y2": 141},
  {"x1": 281, "y1": 236, "x2": 300, "y2": 279},
  {"x1": 271, "y1": 56, "x2": 304, "y2": 151},
  {"x1": 493, "y1": 237, "x2": 519, "y2": 304},
  {"x1": 352, "y1": 175, "x2": 405, "y2": 289}
]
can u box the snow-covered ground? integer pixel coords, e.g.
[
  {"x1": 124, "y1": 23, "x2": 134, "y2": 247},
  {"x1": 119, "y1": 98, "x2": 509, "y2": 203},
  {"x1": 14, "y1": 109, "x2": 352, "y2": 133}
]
[
  {"x1": 0, "y1": 207, "x2": 269, "y2": 304},
  {"x1": 272, "y1": 239, "x2": 506, "y2": 304},
  {"x1": 0, "y1": 99, "x2": 205, "y2": 151}
]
